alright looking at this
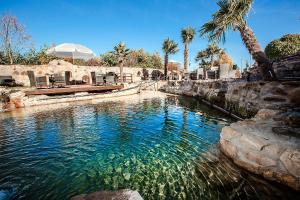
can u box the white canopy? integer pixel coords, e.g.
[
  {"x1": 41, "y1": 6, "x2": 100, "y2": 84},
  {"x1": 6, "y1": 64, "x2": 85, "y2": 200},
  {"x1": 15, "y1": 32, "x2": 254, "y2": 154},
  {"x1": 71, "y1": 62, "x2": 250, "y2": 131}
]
[{"x1": 46, "y1": 43, "x2": 96, "y2": 60}]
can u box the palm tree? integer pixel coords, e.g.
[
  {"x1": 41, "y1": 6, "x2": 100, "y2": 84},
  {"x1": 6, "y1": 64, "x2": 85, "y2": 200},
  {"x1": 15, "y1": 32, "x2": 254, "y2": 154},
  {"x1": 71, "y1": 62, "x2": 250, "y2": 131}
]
[
  {"x1": 181, "y1": 27, "x2": 195, "y2": 73},
  {"x1": 162, "y1": 38, "x2": 179, "y2": 80},
  {"x1": 112, "y1": 42, "x2": 130, "y2": 83},
  {"x1": 200, "y1": 0, "x2": 276, "y2": 80},
  {"x1": 206, "y1": 43, "x2": 222, "y2": 71},
  {"x1": 195, "y1": 50, "x2": 209, "y2": 79}
]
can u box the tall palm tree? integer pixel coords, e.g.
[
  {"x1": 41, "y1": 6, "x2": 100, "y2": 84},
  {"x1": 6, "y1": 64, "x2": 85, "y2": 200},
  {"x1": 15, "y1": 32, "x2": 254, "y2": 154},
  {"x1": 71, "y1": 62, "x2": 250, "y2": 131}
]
[
  {"x1": 162, "y1": 38, "x2": 179, "y2": 80},
  {"x1": 112, "y1": 42, "x2": 130, "y2": 83},
  {"x1": 181, "y1": 27, "x2": 195, "y2": 73},
  {"x1": 200, "y1": 0, "x2": 276, "y2": 80},
  {"x1": 195, "y1": 50, "x2": 209, "y2": 79}
]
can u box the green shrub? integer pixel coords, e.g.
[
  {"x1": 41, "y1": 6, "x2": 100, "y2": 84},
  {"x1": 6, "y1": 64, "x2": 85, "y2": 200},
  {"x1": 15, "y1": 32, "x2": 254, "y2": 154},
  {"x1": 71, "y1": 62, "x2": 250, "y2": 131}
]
[{"x1": 265, "y1": 34, "x2": 300, "y2": 60}]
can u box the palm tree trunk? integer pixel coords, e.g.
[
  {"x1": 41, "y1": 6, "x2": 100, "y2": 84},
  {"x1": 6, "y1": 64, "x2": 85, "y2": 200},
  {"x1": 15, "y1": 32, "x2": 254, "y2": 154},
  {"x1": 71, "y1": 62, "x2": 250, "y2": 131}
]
[
  {"x1": 238, "y1": 24, "x2": 276, "y2": 81},
  {"x1": 8, "y1": 48, "x2": 13, "y2": 65},
  {"x1": 210, "y1": 54, "x2": 214, "y2": 70},
  {"x1": 184, "y1": 43, "x2": 188, "y2": 73},
  {"x1": 164, "y1": 53, "x2": 168, "y2": 80},
  {"x1": 203, "y1": 66, "x2": 207, "y2": 80},
  {"x1": 119, "y1": 61, "x2": 124, "y2": 83}
]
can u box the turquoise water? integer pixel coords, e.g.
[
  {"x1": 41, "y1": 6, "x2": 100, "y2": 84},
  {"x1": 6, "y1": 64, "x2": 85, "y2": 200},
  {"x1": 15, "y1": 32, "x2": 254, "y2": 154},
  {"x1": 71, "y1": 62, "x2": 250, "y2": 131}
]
[{"x1": 0, "y1": 95, "x2": 238, "y2": 199}]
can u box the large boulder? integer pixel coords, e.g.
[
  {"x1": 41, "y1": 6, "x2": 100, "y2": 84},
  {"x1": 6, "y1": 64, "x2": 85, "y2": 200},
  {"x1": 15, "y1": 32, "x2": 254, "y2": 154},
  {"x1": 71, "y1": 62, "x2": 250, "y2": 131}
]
[{"x1": 220, "y1": 110, "x2": 300, "y2": 190}]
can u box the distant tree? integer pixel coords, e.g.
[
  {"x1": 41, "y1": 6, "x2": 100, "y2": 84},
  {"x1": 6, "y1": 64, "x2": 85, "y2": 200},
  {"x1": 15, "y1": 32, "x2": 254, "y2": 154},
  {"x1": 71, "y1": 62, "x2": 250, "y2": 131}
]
[
  {"x1": 101, "y1": 49, "x2": 162, "y2": 69},
  {"x1": 181, "y1": 27, "x2": 195, "y2": 72},
  {"x1": 195, "y1": 50, "x2": 209, "y2": 79},
  {"x1": 162, "y1": 38, "x2": 179, "y2": 80},
  {"x1": 37, "y1": 45, "x2": 57, "y2": 64},
  {"x1": 151, "y1": 52, "x2": 163, "y2": 69},
  {"x1": 20, "y1": 45, "x2": 57, "y2": 65},
  {"x1": 0, "y1": 14, "x2": 31, "y2": 64},
  {"x1": 86, "y1": 58, "x2": 100, "y2": 66},
  {"x1": 125, "y1": 49, "x2": 161, "y2": 68},
  {"x1": 112, "y1": 42, "x2": 130, "y2": 83},
  {"x1": 217, "y1": 51, "x2": 234, "y2": 68},
  {"x1": 0, "y1": 51, "x2": 9, "y2": 64},
  {"x1": 265, "y1": 34, "x2": 300, "y2": 60},
  {"x1": 100, "y1": 52, "x2": 118, "y2": 67},
  {"x1": 200, "y1": 0, "x2": 276, "y2": 80},
  {"x1": 206, "y1": 43, "x2": 222, "y2": 70}
]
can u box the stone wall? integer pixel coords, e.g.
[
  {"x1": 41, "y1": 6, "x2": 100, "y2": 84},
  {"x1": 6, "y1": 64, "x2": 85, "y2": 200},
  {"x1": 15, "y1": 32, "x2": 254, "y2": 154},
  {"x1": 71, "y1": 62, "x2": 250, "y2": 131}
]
[
  {"x1": 273, "y1": 52, "x2": 300, "y2": 80},
  {"x1": 0, "y1": 60, "x2": 162, "y2": 86},
  {"x1": 161, "y1": 80, "x2": 299, "y2": 118}
]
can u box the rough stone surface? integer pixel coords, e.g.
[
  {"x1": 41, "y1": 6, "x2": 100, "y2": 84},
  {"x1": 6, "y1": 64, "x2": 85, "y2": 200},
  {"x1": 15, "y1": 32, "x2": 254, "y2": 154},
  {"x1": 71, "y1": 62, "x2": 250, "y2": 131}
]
[
  {"x1": 280, "y1": 149, "x2": 300, "y2": 177},
  {"x1": 220, "y1": 110, "x2": 300, "y2": 190},
  {"x1": 288, "y1": 87, "x2": 300, "y2": 106},
  {"x1": 161, "y1": 80, "x2": 299, "y2": 118},
  {"x1": 256, "y1": 109, "x2": 280, "y2": 120},
  {"x1": 71, "y1": 189, "x2": 143, "y2": 200}
]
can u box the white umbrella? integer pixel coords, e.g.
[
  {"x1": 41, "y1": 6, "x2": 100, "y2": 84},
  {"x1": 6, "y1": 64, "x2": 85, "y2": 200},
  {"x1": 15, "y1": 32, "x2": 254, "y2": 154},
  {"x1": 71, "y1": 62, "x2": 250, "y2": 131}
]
[{"x1": 46, "y1": 43, "x2": 96, "y2": 60}]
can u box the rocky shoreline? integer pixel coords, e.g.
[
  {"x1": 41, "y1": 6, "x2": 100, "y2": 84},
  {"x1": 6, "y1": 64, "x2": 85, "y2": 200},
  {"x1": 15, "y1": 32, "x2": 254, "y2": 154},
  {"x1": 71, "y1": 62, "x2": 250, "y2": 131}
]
[
  {"x1": 161, "y1": 80, "x2": 300, "y2": 190},
  {"x1": 220, "y1": 109, "x2": 300, "y2": 190}
]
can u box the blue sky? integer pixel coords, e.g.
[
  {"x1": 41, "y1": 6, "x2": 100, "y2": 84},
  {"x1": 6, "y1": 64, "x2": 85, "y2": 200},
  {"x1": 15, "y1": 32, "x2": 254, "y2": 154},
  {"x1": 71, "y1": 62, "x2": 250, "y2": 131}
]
[{"x1": 1, "y1": 0, "x2": 299, "y2": 70}]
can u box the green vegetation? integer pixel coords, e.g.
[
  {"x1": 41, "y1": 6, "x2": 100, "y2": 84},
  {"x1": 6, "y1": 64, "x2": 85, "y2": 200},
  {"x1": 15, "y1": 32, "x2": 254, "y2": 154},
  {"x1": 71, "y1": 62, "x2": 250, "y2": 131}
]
[
  {"x1": 126, "y1": 49, "x2": 162, "y2": 69},
  {"x1": 195, "y1": 50, "x2": 209, "y2": 79},
  {"x1": 265, "y1": 34, "x2": 300, "y2": 60},
  {"x1": 0, "y1": 45, "x2": 57, "y2": 65},
  {"x1": 111, "y1": 42, "x2": 131, "y2": 82},
  {"x1": 200, "y1": 0, "x2": 276, "y2": 81},
  {"x1": 100, "y1": 49, "x2": 163, "y2": 69},
  {"x1": 181, "y1": 27, "x2": 195, "y2": 72},
  {"x1": 206, "y1": 44, "x2": 222, "y2": 70},
  {"x1": 195, "y1": 44, "x2": 223, "y2": 79},
  {"x1": 100, "y1": 52, "x2": 118, "y2": 67},
  {"x1": 162, "y1": 38, "x2": 179, "y2": 79}
]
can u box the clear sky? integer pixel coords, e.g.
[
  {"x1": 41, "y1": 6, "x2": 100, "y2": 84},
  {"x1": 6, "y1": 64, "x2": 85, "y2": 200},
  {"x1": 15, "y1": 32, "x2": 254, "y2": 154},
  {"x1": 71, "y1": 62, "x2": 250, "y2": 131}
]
[{"x1": 1, "y1": 0, "x2": 299, "y2": 70}]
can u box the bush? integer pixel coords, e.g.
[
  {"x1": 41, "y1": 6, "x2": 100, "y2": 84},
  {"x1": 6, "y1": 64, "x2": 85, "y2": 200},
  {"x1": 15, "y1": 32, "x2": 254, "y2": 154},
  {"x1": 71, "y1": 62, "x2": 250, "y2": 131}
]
[
  {"x1": 0, "y1": 45, "x2": 57, "y2": 65},
  {"x1": 100, "y1": 53, "x2": 118, "y2": 67},
  {"x1": 265, "y1": 34, "x2": 300, "y2": 60}
]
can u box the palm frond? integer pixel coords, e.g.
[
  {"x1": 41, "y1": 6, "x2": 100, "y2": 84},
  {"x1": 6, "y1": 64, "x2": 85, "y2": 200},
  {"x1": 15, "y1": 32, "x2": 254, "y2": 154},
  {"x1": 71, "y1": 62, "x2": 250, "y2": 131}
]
[
  {"x1": 162, "y1": 38, "x2": 179, "y2": 54},
  {"x1": 200, "y1": 0, "x2": 252, "y2": 43},
  {"x1": 181, "y1": 27, "x2": 196, "y2": 44}
]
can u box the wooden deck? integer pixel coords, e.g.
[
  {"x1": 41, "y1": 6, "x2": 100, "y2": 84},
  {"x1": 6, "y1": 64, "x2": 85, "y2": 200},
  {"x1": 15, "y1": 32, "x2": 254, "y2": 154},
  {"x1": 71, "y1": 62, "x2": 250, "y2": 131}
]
[{"x1": 25, "y1": 85, "x2": 124, "y2": 96}]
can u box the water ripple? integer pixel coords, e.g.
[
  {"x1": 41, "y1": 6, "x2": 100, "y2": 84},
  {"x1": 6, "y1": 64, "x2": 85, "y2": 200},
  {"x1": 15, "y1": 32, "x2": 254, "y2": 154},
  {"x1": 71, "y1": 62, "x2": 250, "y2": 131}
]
[{"x1": 0, "y1": 94, "x2": 284, "y2": 200}]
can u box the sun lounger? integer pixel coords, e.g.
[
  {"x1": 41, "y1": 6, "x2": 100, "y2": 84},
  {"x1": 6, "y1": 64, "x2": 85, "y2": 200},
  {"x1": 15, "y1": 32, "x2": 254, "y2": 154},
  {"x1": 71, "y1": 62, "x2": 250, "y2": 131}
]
[
  {"x1": 0, "y1": 76, "x2": 16, "y2": 86},
  {"x1": 36, "y1": 76, "x2": 48, "y2": 88},
  {"x1": 106, "y1": 75, "x2": 115, "y2": 85},
  {"x1": 53, "y1": 74, "x2": 66, "y2": 87},
  {"x1": 96, "y1": 75, "x2": 105, "y2": 85}
]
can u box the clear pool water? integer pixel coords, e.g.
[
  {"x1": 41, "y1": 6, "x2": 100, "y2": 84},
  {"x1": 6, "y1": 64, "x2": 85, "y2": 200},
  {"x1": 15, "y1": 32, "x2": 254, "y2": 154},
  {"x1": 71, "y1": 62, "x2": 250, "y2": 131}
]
[{"x1": 0, "y1": 94, "x2": 271, "y2": 199}]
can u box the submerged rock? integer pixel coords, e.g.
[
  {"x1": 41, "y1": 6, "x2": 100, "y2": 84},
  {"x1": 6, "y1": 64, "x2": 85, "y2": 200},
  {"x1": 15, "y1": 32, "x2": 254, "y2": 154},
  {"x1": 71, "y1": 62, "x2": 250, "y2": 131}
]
[
  {"x1": 71, "y1": 189, "x2": 143, "y2": 200},
  {"x1": 197, "y1": 147, "x2": 300, "y2": 199}
]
